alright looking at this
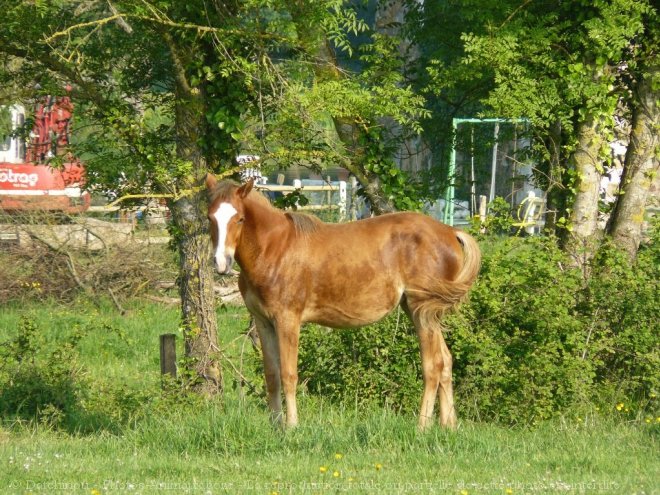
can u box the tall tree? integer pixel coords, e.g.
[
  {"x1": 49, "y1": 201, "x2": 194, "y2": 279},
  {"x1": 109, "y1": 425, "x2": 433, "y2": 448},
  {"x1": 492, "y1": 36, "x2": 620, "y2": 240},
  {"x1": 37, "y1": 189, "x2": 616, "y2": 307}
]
[
  {"x1": 606, "y1": 13, "x2": 659, "y2": 260},
  {"x1": 0, "y1": 0, "x2": 258, "y2": 393},
  {"x1": 0, "y1": 0, "x2": 431, "y2": 390},
  {"x1": 282, "y1": 0, "x2": 430, "y2": 213},
  {"x1": 413, "y1": 0, "x2": 656, "y2": 265}
]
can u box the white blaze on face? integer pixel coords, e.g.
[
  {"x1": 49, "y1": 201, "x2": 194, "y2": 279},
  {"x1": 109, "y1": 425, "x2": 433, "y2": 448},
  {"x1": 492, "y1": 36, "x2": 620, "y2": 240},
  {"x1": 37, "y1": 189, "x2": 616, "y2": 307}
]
[{"x1": 212, "y1": 202, "x2": 238, "y2": 273}]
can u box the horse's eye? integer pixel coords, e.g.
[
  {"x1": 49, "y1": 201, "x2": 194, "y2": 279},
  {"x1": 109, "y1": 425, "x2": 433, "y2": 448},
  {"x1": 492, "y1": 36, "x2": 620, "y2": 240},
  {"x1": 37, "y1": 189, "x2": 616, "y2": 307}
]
[{"x1": 237, "y1": 217, "x2": 245, "y2": 224}]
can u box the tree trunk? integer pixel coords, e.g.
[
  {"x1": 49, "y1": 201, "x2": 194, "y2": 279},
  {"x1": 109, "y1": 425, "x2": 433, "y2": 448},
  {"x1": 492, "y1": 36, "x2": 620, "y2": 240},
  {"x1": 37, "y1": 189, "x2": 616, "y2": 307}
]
[
  {"x1": 169, "y1": 57, "x2": 222, "y2": 395},
  {"x1": 565, "y1": 114, "x2": 605, "y2": 272},
  {"x1": 606, "y1": 59, "x2": 659, "y2": 260}
]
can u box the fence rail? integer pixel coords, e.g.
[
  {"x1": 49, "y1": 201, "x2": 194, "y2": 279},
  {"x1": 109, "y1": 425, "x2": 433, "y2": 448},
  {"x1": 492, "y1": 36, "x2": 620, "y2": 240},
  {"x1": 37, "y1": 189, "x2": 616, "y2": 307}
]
[{"x1": 256, "y1": 179, "x2": 348, "y2": 221}]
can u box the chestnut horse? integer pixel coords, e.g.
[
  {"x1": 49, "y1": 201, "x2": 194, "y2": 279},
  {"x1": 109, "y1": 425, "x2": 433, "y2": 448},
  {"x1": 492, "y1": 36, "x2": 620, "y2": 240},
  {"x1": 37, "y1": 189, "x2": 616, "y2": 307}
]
[{"x1": 206, "y1": 176, "x2": 480, "y2": 429}]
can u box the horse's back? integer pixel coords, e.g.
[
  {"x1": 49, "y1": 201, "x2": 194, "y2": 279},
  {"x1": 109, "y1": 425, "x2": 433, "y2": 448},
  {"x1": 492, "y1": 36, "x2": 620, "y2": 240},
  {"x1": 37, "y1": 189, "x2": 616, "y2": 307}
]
[
  {"x1": 314, "y1": 211, "x2": 463, "y2": 279},
  {"x1": 288, "y1": 211, "x2": 465, "y2": 327}
]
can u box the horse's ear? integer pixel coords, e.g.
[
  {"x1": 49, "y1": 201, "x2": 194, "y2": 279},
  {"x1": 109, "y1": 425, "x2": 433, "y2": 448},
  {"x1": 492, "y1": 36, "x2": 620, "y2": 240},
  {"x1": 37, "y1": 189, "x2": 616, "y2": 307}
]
[
  {"x1": 205, "y1": 173, "x2": 218, "y2": 191},
  {"x1": 237, "y1": 178, "x2": 254, "y2": 198}
]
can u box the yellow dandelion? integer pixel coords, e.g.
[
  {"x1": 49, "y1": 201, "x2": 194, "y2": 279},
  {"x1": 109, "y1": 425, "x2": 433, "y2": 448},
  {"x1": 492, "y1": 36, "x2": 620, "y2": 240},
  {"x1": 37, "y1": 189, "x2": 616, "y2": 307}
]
[
  {"x1": 656, "y1": 417, "x2": 660, "y2": 423},
  {"x1": 645, "y1": 418, "x2": 651, "y2": 424},
  {"x1": 506, "y1": 489, "x2": 514, "y2": 495},
  {"x1": 348, "y1": 477, "x2": 355, "y2": 482},
  {"x1": 333, "y1": 471, "x2": 341, "y2": 478},
  {"x1": 91, "y1": 490, "x2": 102, "y2": 495},
  {"x1": 616, "y1": 403, "x2": 624, "y2": 411},
  {"x1": 374, "y1": 463, "x2": 383, "y2": 471},
  {"x1": 460, "y1": 490, "x2": 469, "y2": 495},
  {"x1": 319, "y1": 466, "x2": 328, "y2": 473},
  {"x1": 270, "y1": 492, "x2": 279, "y2": 495},
  {"x1": 334, "y1": 453, "x2": 343, "y2": 460}
]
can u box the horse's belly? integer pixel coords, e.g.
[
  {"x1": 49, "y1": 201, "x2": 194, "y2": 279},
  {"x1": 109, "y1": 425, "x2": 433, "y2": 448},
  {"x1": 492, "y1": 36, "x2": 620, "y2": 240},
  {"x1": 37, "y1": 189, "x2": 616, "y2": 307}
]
[{"x1": 303, "y1": 287, "x2": 402, "y2": 328}]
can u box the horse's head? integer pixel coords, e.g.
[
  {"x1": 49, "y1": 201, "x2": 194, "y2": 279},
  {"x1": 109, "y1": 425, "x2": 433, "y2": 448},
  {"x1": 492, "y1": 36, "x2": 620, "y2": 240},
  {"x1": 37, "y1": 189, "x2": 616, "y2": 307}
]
[{"x1": 206, "y1": 174, "x2": 253, "y2": 275}]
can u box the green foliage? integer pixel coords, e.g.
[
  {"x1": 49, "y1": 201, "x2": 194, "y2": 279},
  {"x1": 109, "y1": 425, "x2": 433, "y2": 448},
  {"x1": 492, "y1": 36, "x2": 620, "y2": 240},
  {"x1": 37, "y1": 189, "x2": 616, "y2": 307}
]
[
  {"x1": 298, "y1": 234, "x2": 659, "y2": 425},
  {"x1": 299, "y1": 310, "x2": 421, "y2": 413},
  {"x1": 361, "y1": 127, "x2": 428, "y2": 211},
  {"x1": 413, "y1": 0, "x2": 656, "y2": 235},
  {"x1": 0, "y1": 315, "x2": 150, "y2": 432},
  {"x1": 446, "y1": 236, "x2": 588, "y2": 424},
  {"x1": 584, "y1": 227, "x2": 660, "y2": 401},
  {"x1": 469, "y1": 197, "x2": 515, "y2": 236},
  {"x1": 272, "y1": 189, "x2": 310, "y2": 210},
  {"x1": 0, "y1": 316, "x2": 86, "y2": 428}
]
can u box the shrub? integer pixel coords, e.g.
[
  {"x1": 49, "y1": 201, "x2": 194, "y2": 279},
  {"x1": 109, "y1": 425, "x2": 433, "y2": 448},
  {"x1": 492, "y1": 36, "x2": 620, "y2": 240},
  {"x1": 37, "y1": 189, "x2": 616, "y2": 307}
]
[
  {"x1": 585, "y1": 233, "x2": 659, "y2": 404},
  {"x1": 445, "y1": 236, "x2": 591, "y2": 424},
  {"x1": 0, "y1": 316, "x2": 84, "y2": 428},
  {"x1": 0, "y1": 316, "x2": 151, "y2": 432},
  {"x1": 299, "y1": 310, "x2": 420, "y2": 413}
]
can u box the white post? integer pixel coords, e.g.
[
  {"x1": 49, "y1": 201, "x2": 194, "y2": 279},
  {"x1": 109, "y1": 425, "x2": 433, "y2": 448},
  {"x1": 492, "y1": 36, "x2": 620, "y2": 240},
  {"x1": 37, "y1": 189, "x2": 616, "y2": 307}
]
[
  {"x1": 478, "y1": 195, "x2": 487, "y2": 234},
  {"x1": 338, "y1": 181, "x2": 347, "y2": 221},
  {"x1": 489, "y1": 123, "x2": 500, "y2": 203},
  {"x1": 349, "y1": 176, "x2": 358, "y2": 221},
  {"x1": 293, "y1": 179, "x2": 303, "y2": 209}
]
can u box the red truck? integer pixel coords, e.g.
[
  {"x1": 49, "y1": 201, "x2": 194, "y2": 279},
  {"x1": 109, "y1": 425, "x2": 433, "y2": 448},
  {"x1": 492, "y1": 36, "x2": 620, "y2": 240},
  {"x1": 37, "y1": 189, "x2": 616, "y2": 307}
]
[{"x1": 0, "y1": 92, "x2": 90, "y2": 213}]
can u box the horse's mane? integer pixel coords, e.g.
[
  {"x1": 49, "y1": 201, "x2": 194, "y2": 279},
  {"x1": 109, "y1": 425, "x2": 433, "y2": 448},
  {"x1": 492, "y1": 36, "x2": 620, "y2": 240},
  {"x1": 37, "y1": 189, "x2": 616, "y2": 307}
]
[
  {"x1": 209, "y1": 180, "x2": 323, "y2": 235},
  {"x1": 286, "y1": 211, "x2": 323, "y2": 235}
]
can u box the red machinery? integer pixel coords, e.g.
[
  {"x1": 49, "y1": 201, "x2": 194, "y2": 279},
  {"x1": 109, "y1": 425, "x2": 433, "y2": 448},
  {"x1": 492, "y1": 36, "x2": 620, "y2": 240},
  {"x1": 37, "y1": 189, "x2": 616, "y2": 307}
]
[{"x1": 0, "y1": 91, "x2": 90, "y2": 213}]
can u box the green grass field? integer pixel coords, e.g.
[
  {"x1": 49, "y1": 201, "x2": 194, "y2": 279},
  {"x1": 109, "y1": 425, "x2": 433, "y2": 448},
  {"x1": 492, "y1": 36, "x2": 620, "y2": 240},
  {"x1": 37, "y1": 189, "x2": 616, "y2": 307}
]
[{"x1": 0, "y1": 301, "x2": 658, "y2": 494}]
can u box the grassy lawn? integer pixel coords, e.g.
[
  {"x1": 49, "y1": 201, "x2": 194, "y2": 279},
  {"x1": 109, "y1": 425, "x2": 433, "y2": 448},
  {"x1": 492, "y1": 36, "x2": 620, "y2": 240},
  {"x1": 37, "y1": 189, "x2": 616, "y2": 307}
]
[{"x1": 0, "y1": 301, "x2": 658, "y2": 494}]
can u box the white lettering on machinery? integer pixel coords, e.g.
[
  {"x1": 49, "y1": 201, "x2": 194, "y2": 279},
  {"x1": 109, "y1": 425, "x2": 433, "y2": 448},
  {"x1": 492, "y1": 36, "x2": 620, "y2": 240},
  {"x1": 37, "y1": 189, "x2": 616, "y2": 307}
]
[{"x1": 0, "y1": 169, "x2": 39, "y2": 187}]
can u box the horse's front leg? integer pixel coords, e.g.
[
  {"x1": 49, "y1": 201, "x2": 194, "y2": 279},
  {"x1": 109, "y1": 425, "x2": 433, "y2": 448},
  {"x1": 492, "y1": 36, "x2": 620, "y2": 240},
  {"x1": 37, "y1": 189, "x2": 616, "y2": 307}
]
[
  {"x1": 254, "y1": 317, "x2": 283, "y2": 426},
  {"x1": 275, "y1": 316, "x2": 301, "y2": 428}
]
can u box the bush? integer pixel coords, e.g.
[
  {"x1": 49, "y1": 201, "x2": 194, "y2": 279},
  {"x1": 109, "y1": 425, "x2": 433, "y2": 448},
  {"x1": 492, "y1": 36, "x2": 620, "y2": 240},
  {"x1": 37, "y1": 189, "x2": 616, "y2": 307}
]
[
  {"x1": 299, "y1": 311, "x2": 420, "y2": 413},
  {"x1": 298, "y1": 233, "x2": 659, "y2": 425},
  {"x1": 0, "y1": 316, "x2": 85, "y2": 428},
  {"x1": 585, "y1": 234, "x2": 659, "y2": 404},
  {"x1": 0, "y1": 315, "x2": 151, "y2": 432}
]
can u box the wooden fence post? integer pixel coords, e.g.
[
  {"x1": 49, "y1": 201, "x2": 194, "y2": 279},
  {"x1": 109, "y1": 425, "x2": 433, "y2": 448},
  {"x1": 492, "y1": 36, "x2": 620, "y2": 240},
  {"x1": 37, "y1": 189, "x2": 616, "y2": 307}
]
[{"x1": 159, "y1": 333, "x2": 177, "y2": 380}]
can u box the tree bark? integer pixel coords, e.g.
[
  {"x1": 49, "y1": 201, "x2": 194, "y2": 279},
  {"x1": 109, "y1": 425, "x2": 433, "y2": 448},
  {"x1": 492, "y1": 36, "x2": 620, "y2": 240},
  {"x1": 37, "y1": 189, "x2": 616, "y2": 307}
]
[
  {"x1": 565, "y1": 113, "x2": 605, "y2": 271},
  {"x1": 169, "y1": 43, "x2": 222, "y2": 395},
  {"x1": 606, "y1": 59, "x2": 659, "y2": 260}
]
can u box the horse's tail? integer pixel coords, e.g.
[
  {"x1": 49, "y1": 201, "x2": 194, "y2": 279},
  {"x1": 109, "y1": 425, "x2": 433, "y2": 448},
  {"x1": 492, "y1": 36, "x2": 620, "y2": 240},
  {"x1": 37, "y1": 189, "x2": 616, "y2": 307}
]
[
  {"x1": 453, "y1": 230, "x2": 482, "y2": 300},
  {"x1": 410, "y1": 229, "x2": 481, "y2": 329}
]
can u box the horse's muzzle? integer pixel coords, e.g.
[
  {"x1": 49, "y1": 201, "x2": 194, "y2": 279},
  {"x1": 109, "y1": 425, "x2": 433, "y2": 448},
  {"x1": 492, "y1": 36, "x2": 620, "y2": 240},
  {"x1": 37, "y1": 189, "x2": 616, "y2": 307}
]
[{"x1": 215, "y1": 254, "x2": 235, "y2": 275}]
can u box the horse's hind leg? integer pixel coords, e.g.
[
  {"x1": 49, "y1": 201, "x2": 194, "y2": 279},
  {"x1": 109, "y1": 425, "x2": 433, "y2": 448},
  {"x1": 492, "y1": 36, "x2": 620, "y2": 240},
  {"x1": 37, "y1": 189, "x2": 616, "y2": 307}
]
[
  {"x1": 435, "y1": 332, "x2": 457, "y2": 428},
  {"x1": 403, "y1": 299, "x2": 457, "y2": 430}
]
